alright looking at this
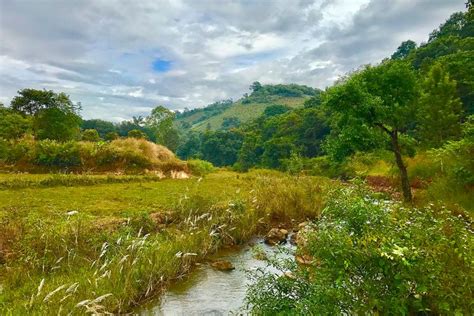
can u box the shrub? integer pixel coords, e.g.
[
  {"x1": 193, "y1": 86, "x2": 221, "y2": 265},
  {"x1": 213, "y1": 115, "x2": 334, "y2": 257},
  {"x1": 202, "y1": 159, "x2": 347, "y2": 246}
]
[
  {"x1": 35, "y1": 140, "x2": 81, "y2": 168},
  {"x1": 81, "y1": 129, "x2": 101, "y2": 142},
  {"x1": 1, "y1": 137, "x2": 182, "y2": 173},
  {"x1": 187, "y1": 159, "x2": 215, "y2": 176},
  {"x1": 127, "y1": 129, "x2": 147, "y2": 139},
  {"x1": 104, "y1": 131, "x2": 119, "y2": 141},
  {"x1": 246, "y1": 186, "x2": 473, "y2": 315}
]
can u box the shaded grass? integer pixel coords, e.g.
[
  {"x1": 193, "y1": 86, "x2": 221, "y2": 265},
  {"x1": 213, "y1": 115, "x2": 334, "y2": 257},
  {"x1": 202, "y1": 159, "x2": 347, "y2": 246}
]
[{"x1": 0, "y1": 170, "x2": 333, "y2": 314}]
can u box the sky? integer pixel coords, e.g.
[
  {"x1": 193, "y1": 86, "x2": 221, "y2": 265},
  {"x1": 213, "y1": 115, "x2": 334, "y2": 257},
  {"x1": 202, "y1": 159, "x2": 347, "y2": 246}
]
[{"x1": 0, "y1": 0, "x2": 466, "y2": 122}]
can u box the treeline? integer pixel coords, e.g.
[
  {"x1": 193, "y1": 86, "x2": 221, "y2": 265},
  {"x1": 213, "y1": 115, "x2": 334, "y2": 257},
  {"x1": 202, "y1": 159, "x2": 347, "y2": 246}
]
[{"x1": 176, "y1": 10, "x2": 473, "y2": 202}]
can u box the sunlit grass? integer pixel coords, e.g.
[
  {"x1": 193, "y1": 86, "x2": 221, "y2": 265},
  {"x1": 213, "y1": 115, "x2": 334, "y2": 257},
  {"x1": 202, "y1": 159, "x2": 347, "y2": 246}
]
[{"x1": 0, "y1": 170, "x2": 332, "y2": 314}]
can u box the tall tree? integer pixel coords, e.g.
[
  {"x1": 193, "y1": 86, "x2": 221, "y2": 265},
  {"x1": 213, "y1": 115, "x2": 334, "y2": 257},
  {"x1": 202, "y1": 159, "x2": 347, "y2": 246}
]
[
  {"x1": 417, "y1": 63, "x2": 463, "y2": 147},
  {"x1": 10, "y1": 89, "x2": 81, "y2": 141},
  {"x1": 391, "y1": 40, "x2": 417, "y2": 60},
  {"x1": 146, "y1": 105, "x2": 179, "y2": 151},
  {"x1": 324, "y1": 61, "x2": 419, "y2": 202}
]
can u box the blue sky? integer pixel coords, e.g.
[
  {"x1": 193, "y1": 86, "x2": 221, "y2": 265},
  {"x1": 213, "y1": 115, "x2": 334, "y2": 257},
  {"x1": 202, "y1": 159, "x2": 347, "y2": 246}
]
[
  {"x1": 0, "y1": 0, "x2": 466, "y2": 122},
  {"x1": 152, "y1": 59, "x2": 172, "y2": 73}
]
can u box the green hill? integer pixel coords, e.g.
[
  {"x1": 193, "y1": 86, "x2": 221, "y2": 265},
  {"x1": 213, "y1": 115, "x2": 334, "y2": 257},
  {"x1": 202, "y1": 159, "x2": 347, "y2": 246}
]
[{"x1": 175, "y1": 83, "x2": 320, "y2": 132}]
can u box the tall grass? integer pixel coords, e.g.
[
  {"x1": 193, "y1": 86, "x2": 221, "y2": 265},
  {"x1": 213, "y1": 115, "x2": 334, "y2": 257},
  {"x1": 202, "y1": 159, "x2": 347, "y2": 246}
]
[
  {"x1": 0, "y1": 171, "x2": 331, "y2": 314},
  {"x1": 0, "y1": 137, "x2": 186, "y2": 174}
]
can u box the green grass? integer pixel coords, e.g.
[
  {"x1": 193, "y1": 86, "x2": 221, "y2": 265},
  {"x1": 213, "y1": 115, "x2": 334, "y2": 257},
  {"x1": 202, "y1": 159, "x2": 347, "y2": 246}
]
[
  {"x1": 0, "y1": 170, "x2": 333, "y2": 314},
  {"x1": 176, "y1": 96, "x2": 308, "y2": 132}
]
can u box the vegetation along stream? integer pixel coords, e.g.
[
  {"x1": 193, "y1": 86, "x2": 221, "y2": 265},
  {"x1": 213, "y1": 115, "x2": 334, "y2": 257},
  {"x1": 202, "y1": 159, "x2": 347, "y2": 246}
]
[{"x1": 139, "y1": 236, "x2": 295, "y2": 315}]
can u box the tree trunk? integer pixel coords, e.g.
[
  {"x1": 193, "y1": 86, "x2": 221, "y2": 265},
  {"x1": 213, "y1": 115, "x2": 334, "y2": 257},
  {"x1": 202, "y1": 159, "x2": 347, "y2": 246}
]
[{"x1": 390, "y1": 131, "x2": 412, "y2": 202}]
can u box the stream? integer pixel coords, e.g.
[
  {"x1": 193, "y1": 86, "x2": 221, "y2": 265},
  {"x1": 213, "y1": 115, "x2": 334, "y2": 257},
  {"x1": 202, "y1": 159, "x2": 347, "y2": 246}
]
[{"x1": 138, "y1": 237, "x2": 295, "y2": 316}]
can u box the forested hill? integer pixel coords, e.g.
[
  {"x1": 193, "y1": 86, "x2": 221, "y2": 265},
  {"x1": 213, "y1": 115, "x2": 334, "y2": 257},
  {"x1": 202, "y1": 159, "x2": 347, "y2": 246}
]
[{"x1": 175, "y1": 83, "x2": 320, "y2": 132}]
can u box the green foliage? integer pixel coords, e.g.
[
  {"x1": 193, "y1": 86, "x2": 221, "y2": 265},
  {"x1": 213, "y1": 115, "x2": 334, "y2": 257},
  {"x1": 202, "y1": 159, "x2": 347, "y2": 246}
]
[
  {"x1": 176, "y1": 132, "x2": 202, "y2": 159},
  {"x1": 146, "y1": 105, "x2": 179, "y2": 151},
  {"x1": 1, "y1": 138, "x2": 181, "y2": 173},
  {"x1": 247, "y1": 186, "x2": 473, "y2": 314},
  {"x1": 220, "y1": 116, "x2": 240, "y2": 130},
  {"x1": 324, "y1": 60, "x2": 419, "y2": 201},
  {"x1": 391, "y1": 40, "x2": 417, "y2": 60},
  {"x1": 81, "y1": 129, "x2": 101, "y2": 142},
  {"x1": 127, "y1": 129, "x2": 147, "y2": 139},
  {"x1": 81, "y1": 119, "x2": 117, "y2": 138},
  {"x1": 262, "y1": 104, "x2": 291, "y2": 117},
  {"x1": 0, "y1": 106, "x2": 31, "y2": 139},
  {"x1": 186, "y1": 159, "x2": 215, "y2": 176},
  {"x1": 417, "y1": 63, "x2": 463, "y2": 147},
  {"x1": 104, "y1": 131, "x2": 119, "y2": 141},
  {"x1": 10, "y1": 89, "x2": 80, "y2": 115},
  {"x1": 200, "y1": 130, "x2": 243, "y2": 166},
  {"x1": 33, "y1": 107, "x2": 82, "y2": 141}
]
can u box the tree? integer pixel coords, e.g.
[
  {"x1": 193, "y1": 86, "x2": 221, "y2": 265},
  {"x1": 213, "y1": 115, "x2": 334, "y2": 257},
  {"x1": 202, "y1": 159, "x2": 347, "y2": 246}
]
[
  {"x1": 201, "y1": 130, "x2": 243, "y2": 166},
  {"x1": 33, "y1": 107, "x2": 81, "y2": 141},
  {"x1": 127, "y1": 129, "x2": 147, "y2": 139},
  {"x1": 263, "y1": 104, "x2": 291, "y2": 117},
  {"x1": 11, "y1": 89, "x2": 79, "y2": 115},
  {"x1": 176, "y1": 132, "x2": 202, "y2": 159},
  {"x1": 81, "y1": 129, "x2": 101, "y2": 142},
  {"x1": 10, "y1": 89, "x2": 81, "y2": 141},
  {"x1": 221, "y1": 116, "x2": 241, "y2": 130},
  {"x1": 81, "y1": 119, "x2": 117, "y2": 138},
  {"x1": 0, "y1": 105, "x2": 31, "y2": 139},
  {"x1": 146, "y1": 105, "x2": 179, "y2": 151},
  {"x1": 391, "y1": 40, "x2": 417, "y2": 60},
  {"x1": 250, "y1": 81, "x2": 262, "y2": 92},
  {"x1": 105, "y1": 131, "x2": 119, "y2": 141},
  {"x1": 324, "y1": 61, "x2": 419, "y2": 202},
  {"x1": 417, "y1": 63, "x2": 463, "y2": 147}
]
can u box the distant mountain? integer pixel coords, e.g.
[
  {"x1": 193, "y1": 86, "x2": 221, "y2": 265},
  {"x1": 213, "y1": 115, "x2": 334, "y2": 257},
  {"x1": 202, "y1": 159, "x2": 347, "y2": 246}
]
[{"x1": 175, "y1": 83, "x2": 321, "y2": 132}]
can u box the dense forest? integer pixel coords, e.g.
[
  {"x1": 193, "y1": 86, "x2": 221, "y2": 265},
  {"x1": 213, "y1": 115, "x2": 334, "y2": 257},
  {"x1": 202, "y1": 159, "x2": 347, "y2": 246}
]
[{"x1": 0, "y1": 5, "x2": 473, "y2": 316}]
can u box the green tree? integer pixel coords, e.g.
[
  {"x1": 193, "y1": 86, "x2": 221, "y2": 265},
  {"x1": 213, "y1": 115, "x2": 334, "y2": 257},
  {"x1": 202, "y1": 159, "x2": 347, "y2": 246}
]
[
  {"x1": 104, "y1": 131, "x2": 119, "y2": 141},
  {"x1": 127, "y1": 129, "x2": 147, "y2": 139},
  {"x1": 324, "y1": 61, "x2": 419, "y2": 202},
  {"x1": 10, "y1": 89, "x2": 81, "y2": 141},
  {"x1": 221, "y1": 116, "x2": 241, "y2": 130},
  {"x1": 176, "y1": 132, "x2": 202, "y2": 159},
  {"x1": 146, "y1": 105, "x2": 179, "y2": 151},
  {"x1": 262, "y1": 104, "x2": 291, "y2": 117},
  {"x1": 81, "y1": 119, "x2": 117, "y2": 138},
  {"x1": 11, "y1": 89, "x2": 79, "y2": 115},
  {"x1": 391, "y1": 40, "x2": 417, "y2": 60},
  {"x1": 0, "y1": 105, "x2": 32, "y2": 139},
  {"x1": 81, "y1": 129, "x2": 101, "y2": 142},
  {"x1": 250, "y1": 81, "x2": 262, "y2": 92},
  {"x1": 33, "y1": 107, "x2": 82, "y2": 141},
  {"x1": 417, "y1": 63, "x2": 463, "y2": 147},
  {"x1": 201, "y1": 130, "x2": 243, "y2": 166}
]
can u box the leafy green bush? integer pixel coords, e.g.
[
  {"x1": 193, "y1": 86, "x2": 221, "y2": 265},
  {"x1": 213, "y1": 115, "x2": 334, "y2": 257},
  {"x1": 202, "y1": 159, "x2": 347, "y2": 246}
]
[
  {"x1": 307, "y1": 156, "x2": 355, "y2": 179},
  {"x1": 246, "y1": 185, "x2": 473, "y2": 315},
  {"x1": 35, "y1": 140, "x2": 81, "y2": 168},
  {"x1": 81, "y1": 129, "x2": 101, "y2": 142},
  {"x1": 187, "y1": 159, "x2": 215, "y2": 176}
]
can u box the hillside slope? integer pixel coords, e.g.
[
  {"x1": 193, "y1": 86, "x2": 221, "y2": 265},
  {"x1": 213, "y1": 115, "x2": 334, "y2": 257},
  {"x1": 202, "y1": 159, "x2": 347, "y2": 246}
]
[{"x1": 175, "y1": 83, "x2": 320, "y2": 132}]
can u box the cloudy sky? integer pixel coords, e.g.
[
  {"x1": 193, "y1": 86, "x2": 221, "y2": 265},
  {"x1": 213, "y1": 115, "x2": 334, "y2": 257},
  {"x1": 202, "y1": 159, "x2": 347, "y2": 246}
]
[{"x1": 0, "y1": 0, "x2": 466, "y2": 121}]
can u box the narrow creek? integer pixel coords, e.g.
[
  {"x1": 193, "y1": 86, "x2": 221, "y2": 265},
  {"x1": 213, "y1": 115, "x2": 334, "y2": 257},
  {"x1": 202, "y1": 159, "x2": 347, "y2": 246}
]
[{"x1": 138, "y1": 236, "x2": 295, "y2": 315}]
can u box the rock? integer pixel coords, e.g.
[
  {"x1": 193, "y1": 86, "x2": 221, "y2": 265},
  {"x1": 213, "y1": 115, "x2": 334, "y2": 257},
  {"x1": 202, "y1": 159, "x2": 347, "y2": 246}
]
[
  {"x1": 295, "y1": 254, "x2": 313, "y2": 265},
  {"x1": 211, "y1": 260, "x2": 235, "y2": 271},
  {"x1": 264, "y1": 228, "x2": 289, "y2": 246}
]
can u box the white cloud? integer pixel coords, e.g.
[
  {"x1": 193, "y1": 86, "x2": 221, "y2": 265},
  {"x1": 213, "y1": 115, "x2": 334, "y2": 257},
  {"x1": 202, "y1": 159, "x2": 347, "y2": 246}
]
[{"x1": 0, "y1": 0, "x2": 467, "y2": 120}]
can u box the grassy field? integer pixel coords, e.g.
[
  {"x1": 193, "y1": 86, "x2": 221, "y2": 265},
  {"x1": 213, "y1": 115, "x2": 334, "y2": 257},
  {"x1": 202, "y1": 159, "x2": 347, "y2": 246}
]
[{"x1": 0, "y1": 170, "x2": 333, "y2": 314}]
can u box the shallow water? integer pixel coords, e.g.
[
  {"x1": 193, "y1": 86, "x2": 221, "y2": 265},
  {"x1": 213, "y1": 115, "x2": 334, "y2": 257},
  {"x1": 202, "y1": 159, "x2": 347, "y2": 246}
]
[{"x1": 139, "y1": 237, "x2": 294, "y2": 316}]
